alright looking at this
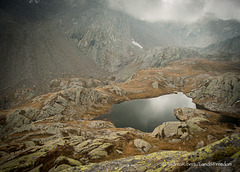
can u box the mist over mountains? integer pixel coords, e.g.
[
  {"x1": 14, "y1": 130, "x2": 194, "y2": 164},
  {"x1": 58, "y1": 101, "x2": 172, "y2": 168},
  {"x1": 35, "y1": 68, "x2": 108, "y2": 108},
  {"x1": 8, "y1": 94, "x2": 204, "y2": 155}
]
[
  {"x1": 106, "y1": 0, "x2": 240, "y2": 22},
  {"x1": 0, "y1": 0, "x2": 240, "y2": 108}
]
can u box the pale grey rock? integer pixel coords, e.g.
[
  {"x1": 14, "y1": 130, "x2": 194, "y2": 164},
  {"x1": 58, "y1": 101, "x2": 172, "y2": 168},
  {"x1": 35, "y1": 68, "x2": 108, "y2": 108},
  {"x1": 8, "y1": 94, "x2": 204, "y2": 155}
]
[
  {"x1": 24, "y1": 141, "x2": 35, "y2": 148},
  {"x1": 187, "y1": 74, "x2": 240, "y2": 114},
  {"x1": 4, "y1": 108, "x2": 40, "y2": 133},
  {"x1": 207, "y1": 135, "x2": 215, "y2": 141},
  {"x1": 74, "y1": 140, "x2": 92, "y2": 152},
  {"x1": 107, "y1": 131, "x2": 129, "y2": 140},
  {"x1": 134, "y1": 139, "x2": 151, "y2": 153},
  {"x1": 152, "y1": 124, "x2": 165, "y2": 138},
  {"x1": 174, "y1": 107, "x2": 206, "y2": 121},
  {"x1": 38, "y1": 103, "x2": 65, "y2": 120},
  {"x1": 195, "y1": 140, "x2": 204, "y2": 149},
  {"x1": 168, "y1": 139, "x2": 181, "y2": 143},
  {"x1": 139, "y1": 47, "x2": 201, "y2": 69},
  {"x1": 152, "y1": 121, "x2": 187, "y2": 138},
  {"x1": 55, "y1": 156, "x2": 82, "y2": 166},
  {"x1": 68, "y1": 82, "x2": 82, "y2": 89},
  {"x1": 61, "y1": 89, "x2": 76, "y2": 101},
  {"x1": 109, "y1": 85, "x2": 127, "y2": 96},
  {"x1": 43, "y1": 93, "x2": 58, "y2": 106},
  {"x1": 187, "y1": 117, "x2": 207, "y2": 133},
  {"x1": 74, "y1": 87, "x2": 83, "y2": 104},
  {"x1": 152, "y1": 81, "x2": 159, "y2": 88},
  {"x1": 88, "y1": 143, "x2": 113, "y2": 159},
  {"x1": 180, "y1": 132, "x2": 189, "y2": 140},
  {"x1": 88, "y1": 120, "x2": 115, "y2": 129},
  {"x1": 69, "y1": 136, "x2": 85, "y2": 146},
  {"x1": 55, "y1": 96, "x2": 68, "y2": 106},
  {"x1": 116, "y1": 150, "x2": 123, "y2": 154}
]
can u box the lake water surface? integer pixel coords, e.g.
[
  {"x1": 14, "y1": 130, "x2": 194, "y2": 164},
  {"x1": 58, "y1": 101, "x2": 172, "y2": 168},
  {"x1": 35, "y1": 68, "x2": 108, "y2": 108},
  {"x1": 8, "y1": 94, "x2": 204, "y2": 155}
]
[{"x1": 96, "y1": 92, "x2": 196, "y2": 132}]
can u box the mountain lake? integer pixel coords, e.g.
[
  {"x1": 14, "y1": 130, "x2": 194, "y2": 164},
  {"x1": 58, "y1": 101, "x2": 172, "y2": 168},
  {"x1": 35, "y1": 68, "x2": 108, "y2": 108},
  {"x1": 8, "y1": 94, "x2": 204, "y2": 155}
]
[{"x1": 95, "y1": 92, "x2": 196, "y2": 132}]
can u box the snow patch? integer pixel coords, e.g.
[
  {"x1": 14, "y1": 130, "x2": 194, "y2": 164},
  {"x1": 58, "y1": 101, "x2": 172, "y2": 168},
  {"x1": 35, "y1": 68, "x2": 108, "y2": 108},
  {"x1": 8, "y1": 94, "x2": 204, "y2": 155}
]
[
  {"x1": 132, "y1": 39, "x2": 143, "y2": 49},
  {"x1": 234, "y1": 100, "x2": 240, "y2": 104}
]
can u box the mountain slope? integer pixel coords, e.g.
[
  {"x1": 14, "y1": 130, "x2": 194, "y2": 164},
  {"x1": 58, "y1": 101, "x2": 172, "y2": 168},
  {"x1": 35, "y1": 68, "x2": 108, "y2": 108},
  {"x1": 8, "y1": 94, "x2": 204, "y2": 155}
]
[
  {"x1": 0, "y1": 20, "x2": 107, "y2": 92},
  {"x1": 1, "y1": 0, "x2": 240, "y2": 109},
  {"x1": 201, "y1": 35, "x2": 240, "y2": 61}
]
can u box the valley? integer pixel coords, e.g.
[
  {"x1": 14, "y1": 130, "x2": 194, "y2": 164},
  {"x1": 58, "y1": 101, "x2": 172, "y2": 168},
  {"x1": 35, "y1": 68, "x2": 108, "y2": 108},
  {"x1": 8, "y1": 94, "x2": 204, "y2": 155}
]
[{"x1": 0, "y1": 0, "x2": 240, "y2": 171}]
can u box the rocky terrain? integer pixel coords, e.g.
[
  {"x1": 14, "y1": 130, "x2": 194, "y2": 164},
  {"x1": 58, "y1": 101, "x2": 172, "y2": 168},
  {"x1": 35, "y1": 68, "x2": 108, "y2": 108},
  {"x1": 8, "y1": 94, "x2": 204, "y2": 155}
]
[
  {"x1": 1, "y1": 0, "x2": 240, "y2": 110},
  {"x1": 200, "y1": 35, "x2": 240, "y2": 61},
  {"x1": 0, "y1": 0, "x2": 240, "y2": 171},
  {"x1": 0, "y1": 59, "x2": 240, "y2": 171}
]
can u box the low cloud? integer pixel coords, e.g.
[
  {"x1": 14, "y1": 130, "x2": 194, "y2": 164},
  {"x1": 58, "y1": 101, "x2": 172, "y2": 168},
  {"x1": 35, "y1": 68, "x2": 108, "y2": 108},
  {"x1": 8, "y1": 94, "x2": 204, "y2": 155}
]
[{"x1": 106, "y1": 0, "x2": 240, "y2": 22}]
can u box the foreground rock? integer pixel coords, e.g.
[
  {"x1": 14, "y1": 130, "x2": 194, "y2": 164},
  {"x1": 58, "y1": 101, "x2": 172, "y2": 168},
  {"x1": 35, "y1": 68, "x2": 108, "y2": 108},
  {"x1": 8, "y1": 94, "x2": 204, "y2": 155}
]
[
  {"x1": 0, "y1": 119, "x2": 144, "y2": 172},
  {"x1": 152, "y1": 107, "x2": 238, "y2": 150},
  {"x1": 134, "y1": 139, "x2": 151, "y2": 153},
  {"x1": 61, "y1": 134, "x2": 240, "y2": 172},
  {"x1": 152, "y1": 121, "x2": 188, "y2": 139},
  {"x1": 0, "y1": 59, "x2": 239, "y2": 171}
]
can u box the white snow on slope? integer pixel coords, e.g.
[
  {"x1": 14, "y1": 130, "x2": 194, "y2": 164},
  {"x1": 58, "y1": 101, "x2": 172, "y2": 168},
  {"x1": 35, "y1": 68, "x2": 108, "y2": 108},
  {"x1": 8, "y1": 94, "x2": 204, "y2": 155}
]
[{"x1": 132, "y1": 39, "x2": 143, "y2": 49}]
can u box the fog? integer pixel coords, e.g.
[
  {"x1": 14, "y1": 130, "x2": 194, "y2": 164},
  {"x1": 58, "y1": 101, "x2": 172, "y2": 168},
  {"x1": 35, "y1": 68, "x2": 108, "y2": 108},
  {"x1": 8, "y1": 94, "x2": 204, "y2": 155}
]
[{"x1": 106, "y1": 0, "x2": 240, "y2": 22}]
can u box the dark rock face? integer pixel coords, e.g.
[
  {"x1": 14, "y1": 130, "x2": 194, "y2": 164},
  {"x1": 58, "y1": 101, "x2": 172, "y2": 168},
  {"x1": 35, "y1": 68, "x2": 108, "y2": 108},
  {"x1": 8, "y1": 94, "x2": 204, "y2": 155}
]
[
  {"x1": 136, "y1": 46, "x2": 203, "y2": 69},
  {"x1": 1, "y1": 0, "x2": 240, "y2": 109},
  {"x1": 201, "y1": 35, "x2": 240, "y2": 61}
]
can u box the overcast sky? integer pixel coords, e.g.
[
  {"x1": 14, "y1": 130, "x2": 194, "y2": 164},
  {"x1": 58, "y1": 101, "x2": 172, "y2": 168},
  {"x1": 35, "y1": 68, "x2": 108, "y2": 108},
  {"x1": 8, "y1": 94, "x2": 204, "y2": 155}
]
[{"x1": 106, "y1": 0, "x2": 240, "y2": 22}]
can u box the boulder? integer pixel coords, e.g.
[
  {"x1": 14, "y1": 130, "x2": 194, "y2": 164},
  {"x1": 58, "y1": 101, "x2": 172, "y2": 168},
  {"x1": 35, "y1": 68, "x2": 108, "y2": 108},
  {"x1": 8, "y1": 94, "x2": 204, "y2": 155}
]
[
  {"x1": 207, "y1": 135, "x2": 215, "y2": 141},
  {"x1": 88, "y1": 120, "x2": 115, "y2": 129},
  {"x1": 4, "y1": 108, "x2": 40, "y2": 132},
  {"x1": 187, "y1": 117, "x2": 207, "y2": 133},
  {"x1": 152, "y1": 81, "x2": 159, "y2": 89},
  {"x1": 168, "y1": 139, "x2": 181, "y2": 143},
  {"x1": 74, "y1": 140, "x2": 92, "y2": 153},
  {"x1": 116, "y1": 150, "x2": 123, "y2": 154},
  {"x1": 24, "y1": 141, "x2": 35, "y2": 148},
  {"x1": 54, "y1": 156, "x2": 82, "y2": 166},
  {"x1": 195, "y1": 140, "x2": 204, "y2": 149},
  {"x1": 180, "y1": 132, "x2": 189, "y2": 140},
  {"x1": 174, "y1": 107, "x2": 206, "y2": 121},
  {"x1": 173, "y1": 108, "x2": 208, "y2": 134},
  {"x1": 152, "y1": 121, "x2": 187, "y2": 138},
  {"x1": 134, "y1": 139, "x2": 151, "y2": 153},
  {"x1": 88, "y1": 143, "x2": 114, "y2": 159}
]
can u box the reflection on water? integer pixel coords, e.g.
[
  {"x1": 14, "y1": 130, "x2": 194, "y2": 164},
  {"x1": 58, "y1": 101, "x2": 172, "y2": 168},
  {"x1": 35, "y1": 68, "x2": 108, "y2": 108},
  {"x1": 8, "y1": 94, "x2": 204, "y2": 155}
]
[{"x1": 96, "y1": 92, "x2": 196, "y2": 132}]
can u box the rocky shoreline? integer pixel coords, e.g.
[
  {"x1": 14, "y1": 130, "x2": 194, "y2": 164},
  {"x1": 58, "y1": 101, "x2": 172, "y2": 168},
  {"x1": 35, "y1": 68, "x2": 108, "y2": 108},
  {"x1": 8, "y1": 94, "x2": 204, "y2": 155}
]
[{"x1": 0, "y1": 58, "x2": 239, "y2": 171}]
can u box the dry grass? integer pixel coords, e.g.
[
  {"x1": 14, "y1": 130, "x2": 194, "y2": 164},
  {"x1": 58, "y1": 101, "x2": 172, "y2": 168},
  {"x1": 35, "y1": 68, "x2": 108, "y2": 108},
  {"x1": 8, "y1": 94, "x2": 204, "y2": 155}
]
[
  {"x1": 1, "y1": 58, "x2": 239, "y2": 170},
  {"x1": 35, "y1": 144, "x2": 75, "y2": 172}
]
